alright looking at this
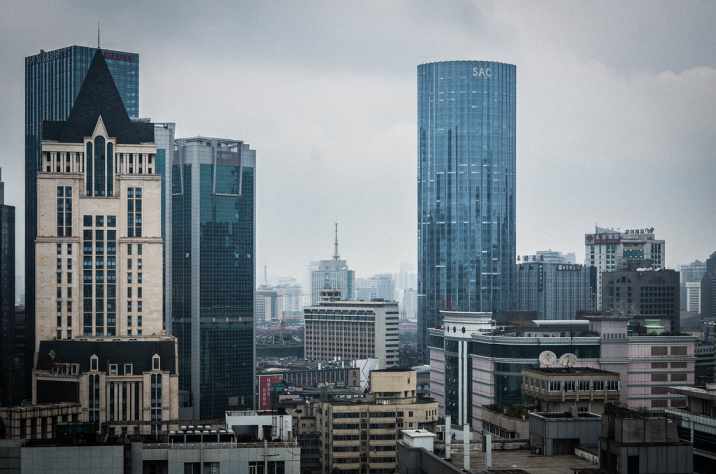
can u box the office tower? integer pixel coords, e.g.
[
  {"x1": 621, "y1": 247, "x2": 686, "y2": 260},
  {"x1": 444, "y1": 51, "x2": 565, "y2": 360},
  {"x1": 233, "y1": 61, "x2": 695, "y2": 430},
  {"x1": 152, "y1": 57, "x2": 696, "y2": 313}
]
[
  {"x1": 602, "y1": 269, "x2": 681, "y2": 332},
  {"x1": 680, "y1": 259, "x2": 706, "y2": 310},
  {"x1": 401, "y1": 287, "x2": 418, "y2": 321},
  {"x1": 585, "y1": 226, "x2": 665, "y2": 309},
  {"x1": 310, "y1": 224, "x2": 355, "y2": 304},
  {"x1": 0, "y1": 168, "x2": 17, "y2": 406},
  {"x1": 25, "y1": 45, "x2": 139, "y2": 398},
  {"x1": 31, "y1": 51, "x2": 178, "y2": 433},
  {"x1": 172, "y1": 137, "x2": 256, "y2": 418},
  {"x1": 154, "y1": 122, "x2": 176, "y2": 330},
  {"x1": 255, "y1": 285, "x2": 279, "y2": 322},
  {"x1": 304, "y1": 290, "x2": 399, "y2": 368},
  {"x1": 516, "y1": 252, "x2": 596, "y2": 320},
  {"x1": 685, "y1": 281, "x2": 701, "y2": 314},
  {"x1": 702, "y1": 252, "x2": 716, "y2": 320},
  {"x1": 417, "y1": 60, "x2": 517, "y2": 360},
  {"x1": 356, "y1": 273, "x2": 396, "y2": 301}
]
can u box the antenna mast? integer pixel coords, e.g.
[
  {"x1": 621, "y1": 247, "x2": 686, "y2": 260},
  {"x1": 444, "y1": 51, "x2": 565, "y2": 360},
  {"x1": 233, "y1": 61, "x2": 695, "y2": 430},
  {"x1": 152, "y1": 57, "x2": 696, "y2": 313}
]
[
  {"x1": 97, "y1": 21, "x2": 101, "y2": 49},
  {"x1": 333, "y1": 222, "x2": 340, "y2": 260}
]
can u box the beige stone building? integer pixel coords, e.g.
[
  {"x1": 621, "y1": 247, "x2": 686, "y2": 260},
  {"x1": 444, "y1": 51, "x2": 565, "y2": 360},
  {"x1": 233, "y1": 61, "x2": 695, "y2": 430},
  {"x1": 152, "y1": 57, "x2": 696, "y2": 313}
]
[
  {"x1": 30, "y1": 50, "x2": 179, "y2": 435},
  {"x1": 315, "y1": 369, "x2": 439, "y2": 474}
]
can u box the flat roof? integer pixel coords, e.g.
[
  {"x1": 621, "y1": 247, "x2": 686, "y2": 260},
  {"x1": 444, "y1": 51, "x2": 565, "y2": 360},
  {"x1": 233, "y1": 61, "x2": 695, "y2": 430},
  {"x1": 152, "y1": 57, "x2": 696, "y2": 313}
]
[
  {"x1": 524, "y1": 367, "x2": 619, "y2": 376},
  {"x1": 401, "y1": 429, "x2": 436, "y2": 438},
  {"x1": 668, "y1": 385, "x2": 716, "y2": 401}
]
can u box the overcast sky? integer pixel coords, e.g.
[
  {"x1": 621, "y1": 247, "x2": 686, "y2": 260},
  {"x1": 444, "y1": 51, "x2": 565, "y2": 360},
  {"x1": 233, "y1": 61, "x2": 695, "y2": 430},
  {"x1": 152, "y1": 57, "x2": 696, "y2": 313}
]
[{"x1": 1, "y1": 0, "x2": 715, "y2": 291}]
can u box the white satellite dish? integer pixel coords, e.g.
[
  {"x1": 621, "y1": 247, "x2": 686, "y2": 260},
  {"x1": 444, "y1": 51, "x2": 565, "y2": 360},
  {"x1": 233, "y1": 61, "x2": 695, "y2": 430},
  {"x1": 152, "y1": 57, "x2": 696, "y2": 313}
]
[
  {"x1": 559, "y1": 353, "x2": 577, "y2": 368},
  {"x1": 538, "y1": 351, "x2": 557, "y2": 368}
]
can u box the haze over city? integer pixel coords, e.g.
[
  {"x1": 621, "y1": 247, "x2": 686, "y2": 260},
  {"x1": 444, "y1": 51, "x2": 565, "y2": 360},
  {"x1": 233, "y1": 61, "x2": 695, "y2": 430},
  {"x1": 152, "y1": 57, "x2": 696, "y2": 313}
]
[{"x1": 1, "y1": 0, "x2": 714, "y2": 286}]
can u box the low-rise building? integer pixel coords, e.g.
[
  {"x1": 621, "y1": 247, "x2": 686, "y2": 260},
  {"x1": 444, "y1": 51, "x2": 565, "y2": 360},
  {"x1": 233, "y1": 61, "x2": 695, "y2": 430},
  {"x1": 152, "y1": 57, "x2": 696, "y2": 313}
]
[
  {"x1": 32, "y1": 337, "x2": 179, "y2": 436},
  {"x1": 600, "y1": 405, "x2": 692, "y2": 474},
  {"x1": 522, "y1": 367, "x2": 620, "y2": 415},
  {"x1": 666, "y1": 383, "x2": 716, "y2": 473},
  {"x1": 315, "y1": 369, "x2": 438, "y2": 474},
  {"x1": 528, "y1": 411, "x2": 601, "y2": 456},
  {"x1": 0, "y1": 403, "x2": 81, "y2": 441},
  {"x1": 2, "y1": 412, "x2": 301, "y2": 474}
]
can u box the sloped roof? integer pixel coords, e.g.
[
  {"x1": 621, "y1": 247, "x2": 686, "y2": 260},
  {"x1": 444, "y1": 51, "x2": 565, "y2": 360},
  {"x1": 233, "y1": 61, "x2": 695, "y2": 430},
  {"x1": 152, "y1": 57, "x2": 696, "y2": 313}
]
[
  {"x1": 36, "y1": 339, "x2": 177, "y2": 374},
  {"x1": 42, "y1": 50, "x2": 153, "y2": 144}
]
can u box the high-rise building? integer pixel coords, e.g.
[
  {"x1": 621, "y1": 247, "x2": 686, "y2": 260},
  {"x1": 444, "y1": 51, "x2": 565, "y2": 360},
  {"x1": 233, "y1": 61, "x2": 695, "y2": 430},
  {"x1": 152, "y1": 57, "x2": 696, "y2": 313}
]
[
  {"x1": 304, "y1": 291, "x2": 400, "y2": 368},
  {"x1": 680, "y1": 260, "x2": 706, "y2": 284},
  {"x1": 310, "y1": 224, "x2": 355, "y2": 304},
  {"x1": 417, "y1": 60, "x2": 517, "y2": 360},
  {"x1": 516, "y1": 252, "x2": 596, "y2": 320},
  {"x1": 584, "y1": 226, "x2": 665, "y2": 309},
  {"x1": 356, "y1": 273, "x2": 396, "y2": 301},
  {"x1": 602, "y1": 269, "x2": 681, "y2": 333},
  {"x1": 255, "y1": 285, "x2": 279, "y2": 322},
  {"x1": 0, "y1": 168, "x2": 18, "y2": 406},
  {"x1": 685, "y1": 281, "x2": 701, "y2": 314},
  {"x1": 31, "y1": 51, "x2": 179, "y2": 434},
  {"x1": 679, "y1": 259, "x2": 706, "y2": 311},
  {"x1": 702, "y1": 252, "x2": 716, "y2": 320},
  {"x1": 172, "y1": 137, "x2": 256, "y2": 418},
  {"x1": 154, "y1": 122, "x2": 176, "y2": 331},
  {"x1": 24, "y1": 45, "x2": 139, "y2": 399}
]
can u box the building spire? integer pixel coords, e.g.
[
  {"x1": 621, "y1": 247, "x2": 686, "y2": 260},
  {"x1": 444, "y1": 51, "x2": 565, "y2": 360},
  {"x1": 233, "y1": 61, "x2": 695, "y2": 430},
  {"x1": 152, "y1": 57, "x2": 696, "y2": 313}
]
[
  {"x1": 333, "y1": 222, "x2": 340, "y2": 260},
  {"x1": 97, "y1": 21, "x2": 101, "y2": 49}
]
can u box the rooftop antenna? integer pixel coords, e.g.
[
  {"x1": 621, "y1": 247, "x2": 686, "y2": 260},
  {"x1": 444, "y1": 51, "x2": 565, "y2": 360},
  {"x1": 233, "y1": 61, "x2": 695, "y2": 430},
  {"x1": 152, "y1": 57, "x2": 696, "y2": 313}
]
[
  {"x1": 333, "y1": 222, "x2": 340, "y2": 260},
  {"x1": 263, "y1": 265, "x2": 268, "y2": 286},
  {"x1": 97, "y1": 21, "x2": 101, "y2": 49}
]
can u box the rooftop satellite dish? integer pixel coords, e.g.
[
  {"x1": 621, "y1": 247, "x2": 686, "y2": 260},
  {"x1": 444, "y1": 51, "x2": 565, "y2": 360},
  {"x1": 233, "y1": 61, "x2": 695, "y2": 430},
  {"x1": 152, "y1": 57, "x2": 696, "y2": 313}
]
[
  {"x1": 538, "y1": 351, "x2": 557, "y2": 368},
  {"x1": 559, "y1": 353, "x2": 577, "y2": 368}
]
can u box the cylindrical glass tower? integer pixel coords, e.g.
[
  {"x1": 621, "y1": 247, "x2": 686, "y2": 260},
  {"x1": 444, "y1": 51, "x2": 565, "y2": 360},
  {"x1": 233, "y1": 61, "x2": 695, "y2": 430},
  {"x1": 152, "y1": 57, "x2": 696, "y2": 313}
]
[{"x1": 417, "y1": 60, "x2": 517, "y2": 359}]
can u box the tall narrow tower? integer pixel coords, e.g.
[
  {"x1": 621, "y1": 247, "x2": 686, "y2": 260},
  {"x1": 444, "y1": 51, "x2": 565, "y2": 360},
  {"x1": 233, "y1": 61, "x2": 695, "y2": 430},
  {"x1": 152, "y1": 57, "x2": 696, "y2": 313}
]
[{"x1": 417, "y1": 61, "x2": 517, "y2": 360}]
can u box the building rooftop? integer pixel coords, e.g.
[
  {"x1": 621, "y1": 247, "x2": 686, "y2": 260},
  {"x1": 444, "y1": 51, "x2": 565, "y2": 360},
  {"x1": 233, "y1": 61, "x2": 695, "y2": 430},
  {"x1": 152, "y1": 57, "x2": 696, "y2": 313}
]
[
  {"x1": 446, "y1": 447, "x2": 596, "y2": 474},
  {"x1": 42, "y1": 51, "x2": 152, "y2": 144},
  {"x1": 668, "y1": 384, "x2": 716, "y2": 401},
  {"x1": 525, "y1": 367, "x2": 619, "y2": 376},
  {"x1": 401, "y1": 429, "x2": 436, "y2": 439}
]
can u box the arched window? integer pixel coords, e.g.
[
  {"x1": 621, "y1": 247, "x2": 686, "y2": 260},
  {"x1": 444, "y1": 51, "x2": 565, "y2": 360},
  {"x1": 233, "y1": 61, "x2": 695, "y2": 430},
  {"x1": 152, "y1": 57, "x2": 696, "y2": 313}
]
[
  {"x1": 94, "y1": 136, "x2": 106, "y2": 196},
  {"x1": 90, "y1": 354, "x2": 99, "y2": 371},
  {"x1": 107, "y1": 142, "x2": 114, "y2": 196},
  {"x1": 152, "y1": 354, "x2": 161, "y2": 371},
  {"x1": 85, "y1": 141, "x2": 93, "y2": 195}
]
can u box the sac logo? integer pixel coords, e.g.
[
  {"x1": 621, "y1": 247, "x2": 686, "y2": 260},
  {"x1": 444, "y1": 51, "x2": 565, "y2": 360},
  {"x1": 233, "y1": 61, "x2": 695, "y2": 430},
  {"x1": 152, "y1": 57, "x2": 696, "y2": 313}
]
[{"x1": 472, "y1": 67, "x2": 492, "y2": 79}]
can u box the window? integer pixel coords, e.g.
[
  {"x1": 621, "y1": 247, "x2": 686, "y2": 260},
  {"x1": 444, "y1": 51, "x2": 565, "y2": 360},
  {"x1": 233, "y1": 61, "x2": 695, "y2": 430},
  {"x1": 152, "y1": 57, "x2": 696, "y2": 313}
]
[
  {"x1": 124, "y1": 364, "x2": 133, "y2": 376},
  {"x1": 203, "y1": 463, "x2": 220, "y2": 474},
  {"x1": 56, "y1": 186, "x2": 72, "y2": 237},
  {"x1": 606, "y1": 380, "x2": 619, "y2": 391},
  {"x1": 578, "y1": 380, "x2": 590, "y2": 391},
  {"x1": 109, "y1": 364, "x2": 118, "y2": 376},
  {"x1": 651, "y1": 373, "x2": 668, "y2": 382},
  {"x1": 670, "y1": 346, "x2": 687, "y2": 356},
  {"x1": 651, "y1": 346, "x2": 668, "y2": 356},
  {"x1": 127, "y1": 187, "x2": 142, "y2": 237},
  {"x1": 152, "y1": 354, "x2": 160, "y2": 370},
  {"x1": 671, "y1": 373, "x2": 687, "y2": 382},
  {"x1": 593, "y1": 380, "x2": 604, "y2": 390}
]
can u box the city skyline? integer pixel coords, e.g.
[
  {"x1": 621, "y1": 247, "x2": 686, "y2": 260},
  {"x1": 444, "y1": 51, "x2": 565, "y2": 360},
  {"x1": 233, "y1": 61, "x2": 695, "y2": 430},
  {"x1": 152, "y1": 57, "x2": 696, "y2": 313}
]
[{"x1": 1, "y1": 0, "x2": 715, "y2": 285}]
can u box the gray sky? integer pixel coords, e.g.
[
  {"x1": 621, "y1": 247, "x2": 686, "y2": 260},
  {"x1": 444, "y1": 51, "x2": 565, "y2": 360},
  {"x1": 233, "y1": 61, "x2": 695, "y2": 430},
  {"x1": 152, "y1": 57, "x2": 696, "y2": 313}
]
[{"x1": 1, "y1": 0, "x2": 715, "y2": 290}]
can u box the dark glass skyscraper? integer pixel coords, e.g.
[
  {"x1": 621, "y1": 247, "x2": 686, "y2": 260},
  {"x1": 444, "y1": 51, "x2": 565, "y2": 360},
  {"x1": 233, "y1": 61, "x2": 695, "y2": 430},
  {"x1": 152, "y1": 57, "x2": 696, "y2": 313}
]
[
  {"x1": 24, "y1": 45, "x2": 138, "y2": 397},
  {"x1": 0, "y1": 168, "x2": 18, "y2": 406},
  {"x1": 417, "y1": 61, "x2": 516, "y2": 359},
  {"x1": 172, "y1": 137, "x2": 256, "y2": 418}
]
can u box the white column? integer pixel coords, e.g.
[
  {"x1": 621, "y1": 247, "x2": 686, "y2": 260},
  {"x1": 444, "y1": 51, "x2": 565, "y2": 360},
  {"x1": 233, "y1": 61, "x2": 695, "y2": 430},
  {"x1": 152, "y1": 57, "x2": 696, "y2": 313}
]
[{"x1": 458, "y1": 341, "x2": 463, "y2": 426}]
